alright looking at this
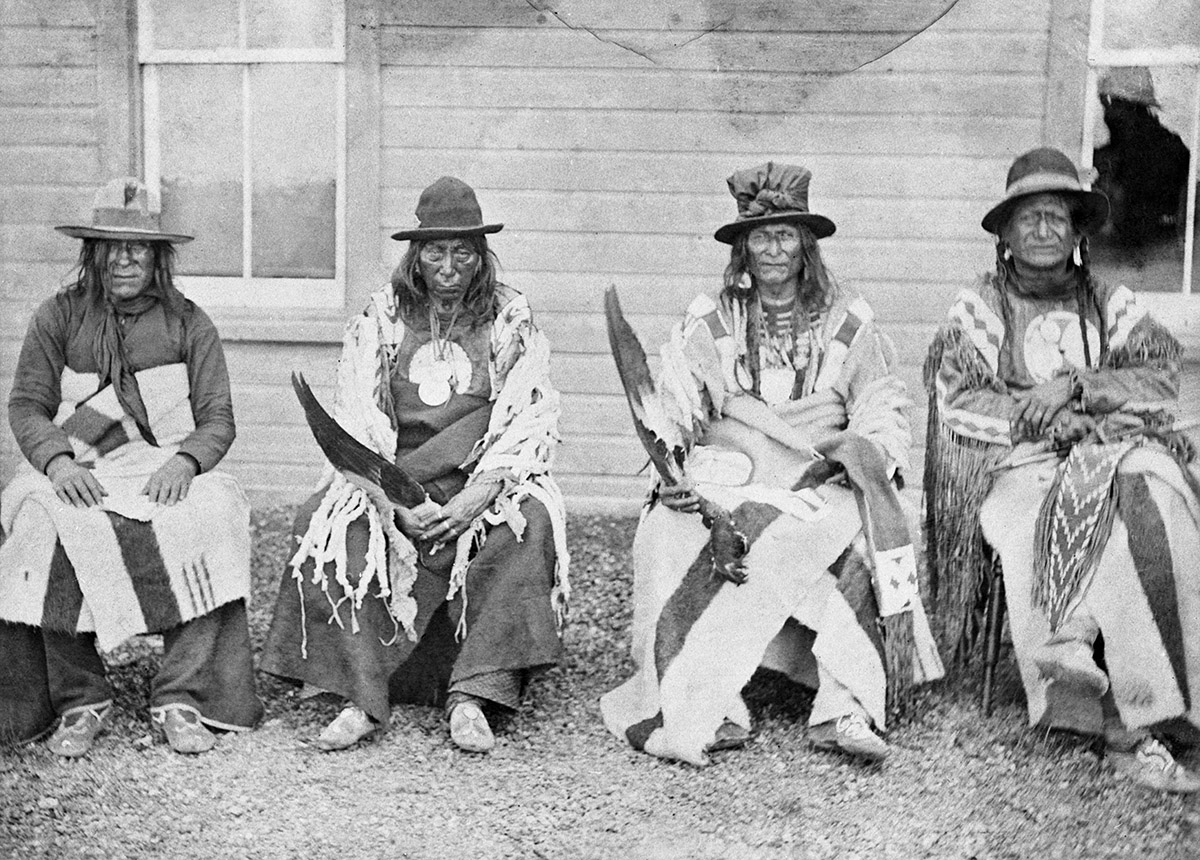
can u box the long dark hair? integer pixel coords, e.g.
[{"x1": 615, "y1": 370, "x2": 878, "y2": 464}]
[
  {"x1": 69, "y1": 238, "x2": 184, "y2": 315},
  {"x1": 390, "y1": 235, "x2": 501, "y2": 325},
  {"x1": 721, "y1": 222, "x2": 836, "y2": 315}
]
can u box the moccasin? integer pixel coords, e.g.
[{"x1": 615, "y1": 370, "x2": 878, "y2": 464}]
[
  {"x1": 1109, "y1": 737, "x2": 1200, "y2": 794},
  {"x1": 449, "y1": 700, "x2": 495, "y2": 754},
  {"x1": 315, "y1": 705, "x2": 378, "y2": 752},
  {"x1": 47, "y1": 703, "x2": 112, "y2": 759},
  {"x1": 152, "y1": 705, "x2": 216, "y2": 755},
  {"x1": 809, "y1": 713, "x2": 889, "y2": 762}
]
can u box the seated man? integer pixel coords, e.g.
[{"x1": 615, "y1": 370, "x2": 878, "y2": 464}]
[
  {"x1": 925, "y1": 147, "x2": 1200, "y2": 794},
  {"x1": 600, "y1": 162, "x2": 943, "y2": 766},
  {"x1": 0, "y1": 178, "x2": 262, "y2": 756}
]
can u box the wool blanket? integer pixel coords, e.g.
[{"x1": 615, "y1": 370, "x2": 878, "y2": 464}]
[
  {"x1": 981, "y1": 446, "x2": 1200, "y2": 737},
  {"x1": 0, "y1": 364, "x2": 250, "y2": 651},
  {"x1": 599, "y1": 417, "x2": 942, "y2": 766}
]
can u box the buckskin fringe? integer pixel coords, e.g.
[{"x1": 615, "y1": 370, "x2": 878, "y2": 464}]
[
  {"x1": 1104, "y1": 317, "x2": 1182, "y2": 373},
  {"x1": 923, "y1": 326, "x2": 1008, "y2": 666},
  {"x1": 881, "y1": 611, "x2": 915, "y2": 719}
]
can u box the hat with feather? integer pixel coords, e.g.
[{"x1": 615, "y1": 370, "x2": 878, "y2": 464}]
[{"x1": 55, "y1": 177, "x2": 193, "y2": 244}]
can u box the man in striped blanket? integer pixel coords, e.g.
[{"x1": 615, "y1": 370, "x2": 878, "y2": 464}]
[
  {"x1": 925, "y1": 148, "x2": 1200, "y2": 793},
  {"x1": 0, "y1": 178, "x2": 262, "y2": 756},
  {"x1": 600, "y1": 163, "x2": 942, "y2": 766}
]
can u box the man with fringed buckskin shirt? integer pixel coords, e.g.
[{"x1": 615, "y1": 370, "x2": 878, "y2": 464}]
[
  {"x1": 601, "y1": 162, "x2": 943, "y2": 766},
  {"x1": 925, "y1": 147, "x2": 1200, "y2": 794}
]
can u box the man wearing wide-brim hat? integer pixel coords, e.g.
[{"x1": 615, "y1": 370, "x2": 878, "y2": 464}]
[
  {"x1": 0, "y1": 177, "x2": 263, "y2": 757},
  {"x1": 925, "y1": 146, "x2": 1200, "y2": 793},
  {"x1": 601, "y1": 161, "x2": 944, "y2": 767},
  {"x1": 262, "y1": 175, "x2": 568, "y2": 756}
]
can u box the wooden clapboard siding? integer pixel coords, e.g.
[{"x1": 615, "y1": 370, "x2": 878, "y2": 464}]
[
  {"x1": 3, "y1": 0, "x2": 1117, "y2": 517},
  {"x1": 378, "y1": 0, "x2": 1051, "y2": 512},
  {"x1": 0, "y1": 6, "x2": 101, "y2": 488}
]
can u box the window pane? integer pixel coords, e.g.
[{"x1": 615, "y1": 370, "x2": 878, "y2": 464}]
[
  {"x1": 1091, "y1": 64, "x2": 1196, "y2": 293},
  {"x1": 246, "y1": 0, "x2": 337, "y2": 50},
  {"x1": 157, "y1": 66, "x2": 244, "y2": 277},
  {"x1": 1100, "y1": 0, "x2": 1199, "y2": 51},
  {"x1": 147, "y1": 0, "x2": 240, "y2": 50},
  {"x1": 249, "y1": 64, "x2": 337, "y2": 279}
]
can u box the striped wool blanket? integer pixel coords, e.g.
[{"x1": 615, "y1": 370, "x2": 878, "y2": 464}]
[
  {"x1": 0, "y1": 364, "x2": 250, "y2": 650},
  {"x1": 599, "y1": 475, "x2": 942, "y2": 766}
]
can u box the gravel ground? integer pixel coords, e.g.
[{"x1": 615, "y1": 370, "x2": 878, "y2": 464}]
[{"x1": 1, "y1": 510, "x2": 1198, "y2": 860}]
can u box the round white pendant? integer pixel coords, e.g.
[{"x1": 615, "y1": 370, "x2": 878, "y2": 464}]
[
  {"x1": 760, "y1": 367, "x2": 795, "y2": 406},
  {"x1": 418, "y1": 377, "x2": 452, "y2": 406}
]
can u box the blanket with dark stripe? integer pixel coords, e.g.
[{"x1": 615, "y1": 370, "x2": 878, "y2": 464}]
[
  {"x1": 599, "y1": 481, "x2": 942, "y2": 766},
  {"x1": 981, "y1": 446, "x2": 1200, "y2": 738},
  {"x1": 0, "y1": 365, "x2": 250, "y2": 650}
]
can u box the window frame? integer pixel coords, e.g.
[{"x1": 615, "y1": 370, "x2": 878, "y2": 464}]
[
  {"x1": 97, "y1": 0, "x2": 381, "y2": 342},
  {"x1": 1076, "y1": 0, "x2": 1200, "y2": 347}
]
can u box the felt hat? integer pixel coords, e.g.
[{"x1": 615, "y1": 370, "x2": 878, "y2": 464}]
[
  {"x1": 981, "y1": 147, "x2": 1109, "y2": 235},
  {"x1": 55, "y1": 177, "x2": 193, "y2": 243},
  {"x1": 714, "y1": 162, "x2": 835, "y2": 244},
  {"x1": 390, "y1": 176, "x2": 503, "y2": 241}
]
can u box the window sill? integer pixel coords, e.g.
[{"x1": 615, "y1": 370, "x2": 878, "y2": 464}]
[{"x1": 204, "y1": 305, "x2": 347, "y2": 343}]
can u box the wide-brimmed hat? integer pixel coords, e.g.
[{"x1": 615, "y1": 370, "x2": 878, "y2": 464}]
[
  {"x1": 714, "y1": 162, "x2": 835, "y2": 245},
  {"x1": 390, "y1": 176, "x2": 503, "y2": 241},
  {"x1": 981, "y1": 147, "x2": 1109, "y2": 235},
  {"x1": 55, "y1": 177, "x2": 193, "y2": 243}
]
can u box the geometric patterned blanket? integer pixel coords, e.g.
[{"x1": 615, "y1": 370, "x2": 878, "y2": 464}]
[
  {"x1": 0, "y1": 364, "x2": 250, "y2": 650},
  {"x1": 1032, "y1": 440, "x2": 1136, "y2": 631}
]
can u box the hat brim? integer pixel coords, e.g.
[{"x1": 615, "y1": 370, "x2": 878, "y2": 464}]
[
  {"x1": 390, "y1": 223, "x2": 503, "y2": 242},
  {"x1": 714, "y1": 212, "x2": 836, "y2": 245},
  {"x1": 981, "y1": 185, "x2": 1109, "y2": 235},
  {"x1": 55, "y1": 225, "x2": 194, "y2": 244}
]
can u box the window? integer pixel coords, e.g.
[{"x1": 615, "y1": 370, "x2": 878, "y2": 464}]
[
  {"x1": 139, "y1": 0, "x2": 347, "y2": 309},
  {"x1": 1079, "y1": 0, "x2": 1199, "y2": 299}
]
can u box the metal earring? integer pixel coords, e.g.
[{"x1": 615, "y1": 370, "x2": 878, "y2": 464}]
[
  {"x1": 1002, "y1": 245, "x2": 1012, "y2": 261},
  {"x1": 1073, "y1": 244, "x2": 1082, "y2": 266}
]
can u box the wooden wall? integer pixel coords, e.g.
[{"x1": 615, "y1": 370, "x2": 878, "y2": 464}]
[
  {"x1": 375, "y1": 0, "x2": 1051, "y2": 508},
  {"x1": 1, "y1": 0, "x2": 1101, "y2": 513},
  {"x1": 1, "y1": 0, "x2": 102, "y2": 485}
]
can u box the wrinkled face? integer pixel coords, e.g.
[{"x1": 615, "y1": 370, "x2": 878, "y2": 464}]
[
  {"x1": 418, "y1": 239, "x2": 480, "y2": 306},
  {"x1": 746, "y1": 223, "x2": 803, "y2": 290},
  {"x1": 104, "y1": 240, "x2": 155, "y2": 302},
  {"x1": 1003, "y1": 194, "x2": 1078, "y2": 272}
]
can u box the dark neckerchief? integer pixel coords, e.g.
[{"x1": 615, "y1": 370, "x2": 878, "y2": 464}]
[{"x1": 92, "y1": 290, "x2": 161, "y2": 445}]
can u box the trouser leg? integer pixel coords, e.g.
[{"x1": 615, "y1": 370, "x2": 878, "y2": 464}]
[
  {"x1": 151, "y1": 600, "x2": 262, "y2": 729},
  {"x1": 448, "y1": 669, "x2": 524, "y2": 713},
  {"x1": 808, "y1": 662, "x2": 868, "y2": 727},
  {"x1": 43, "y1": 628, "x2": 112, "y2": 715}
]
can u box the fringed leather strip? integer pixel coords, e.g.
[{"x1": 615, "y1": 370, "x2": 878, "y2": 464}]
[{"x1": 923, "y1": 326, "x2": 1009, "y2": 667}]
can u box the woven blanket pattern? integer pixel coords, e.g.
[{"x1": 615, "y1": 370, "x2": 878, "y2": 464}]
[{"x1": 1032, "y1": 441, "x2": 1135, "y2": 631}]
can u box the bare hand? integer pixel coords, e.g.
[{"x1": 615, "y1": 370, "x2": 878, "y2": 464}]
[
  {"x1": 46, "y1": 454, "x2": 107, "y2": 508},
  {"x1": 659, "y1": 476, "x2": 700, "y2": 514},
  {"x1": 775, "y1": 389, "x2": 847, "y2": 434},
  {"x1": 393, "y1": 498, "x2": 443, "y2": 539},
  {"x1": 1048, "y1": 412, "x2": 1097, "y2": 446},
  {"x1": 142, "y1": 454, "x2": 198, "y2": 506},
  {"x1": 419, "y1": 484, "x2": 499, "y2": 544},
  {"x1": 1011, "y1": 375, "x2": 1076, "y2": 440}
]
